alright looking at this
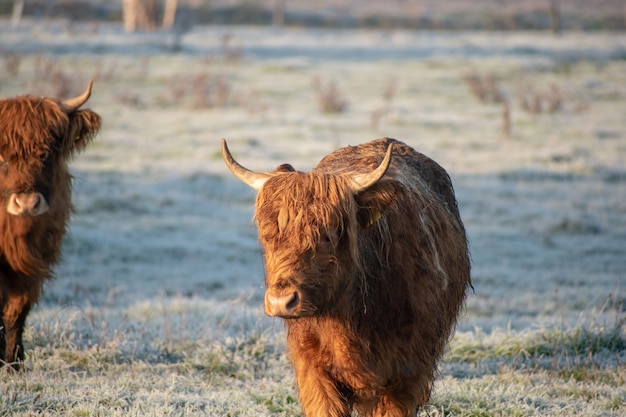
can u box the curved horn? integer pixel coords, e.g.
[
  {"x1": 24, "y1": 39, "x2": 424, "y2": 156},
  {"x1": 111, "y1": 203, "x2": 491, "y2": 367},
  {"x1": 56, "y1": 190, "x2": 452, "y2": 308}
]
[
  {"x1": 222, "y1": 139, "x2": 273, "y2": 190},
  {"x1": 61, "y1": 80, "x2": 94, "y2": 113},
  {"x1": 348, "y1": 143, "x2": 393, "y2": 193}
]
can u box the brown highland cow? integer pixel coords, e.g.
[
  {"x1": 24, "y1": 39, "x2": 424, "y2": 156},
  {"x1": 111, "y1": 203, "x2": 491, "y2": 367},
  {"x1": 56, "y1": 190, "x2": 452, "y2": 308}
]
[
  {"x1": 223, "y1": 137, "x2": 471, "y2": 416},
  {"x1": 0, "y1": 82, "x2": 101, "y2": 370}
]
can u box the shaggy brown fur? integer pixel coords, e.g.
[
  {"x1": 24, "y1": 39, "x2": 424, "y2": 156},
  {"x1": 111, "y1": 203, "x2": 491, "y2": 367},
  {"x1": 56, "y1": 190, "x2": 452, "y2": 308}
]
[
  {"x1": 227, "y1": 138, "x2": 471, "y2": 416},
  {"x1": 0, "y1": 91, "x2": 100, "y2": 370}
]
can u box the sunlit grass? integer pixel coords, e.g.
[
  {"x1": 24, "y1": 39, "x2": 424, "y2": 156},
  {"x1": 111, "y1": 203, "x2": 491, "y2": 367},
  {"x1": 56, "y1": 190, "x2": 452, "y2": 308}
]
[{"x1": 0, "y1": 298, "x2": 622, "y2": 416}]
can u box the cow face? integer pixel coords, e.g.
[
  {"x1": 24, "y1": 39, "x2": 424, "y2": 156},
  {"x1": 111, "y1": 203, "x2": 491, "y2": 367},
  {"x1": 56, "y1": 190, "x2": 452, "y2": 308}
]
[
  {"x1": 222, "y1": 139, "x2": 393, "y2": 318},
  {"x1": 254, "y1": 172, "x2": 357, "y2": 318},
  {"x1": 0, "y1": 82, "x2": 101, "y2": 219}
]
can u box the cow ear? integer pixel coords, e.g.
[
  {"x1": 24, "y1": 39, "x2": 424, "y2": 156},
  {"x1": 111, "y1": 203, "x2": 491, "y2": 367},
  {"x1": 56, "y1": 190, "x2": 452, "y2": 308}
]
[
  {"x1": 67, "y1": 110, "x2": 102, "y2": 154},
  {"x1": 274, "y1": 163, "x2": 295, "y2": 173},
  {"x1": 355, "y1": 180, "x2": 398, "y2": 229}
]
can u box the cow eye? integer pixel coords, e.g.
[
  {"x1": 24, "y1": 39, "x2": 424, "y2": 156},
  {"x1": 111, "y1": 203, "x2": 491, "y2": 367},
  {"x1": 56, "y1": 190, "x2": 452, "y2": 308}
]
[
  {"x1": 320, "y1": 231, "x2": 337, "y2": 247},
  {"x1": 39, "y1": 148, "x2": 54, "y2": 161}
]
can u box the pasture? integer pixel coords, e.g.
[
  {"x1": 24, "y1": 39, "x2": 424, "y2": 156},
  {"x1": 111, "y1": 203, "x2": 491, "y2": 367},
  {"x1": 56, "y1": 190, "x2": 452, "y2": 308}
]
[{"x1": 1, "y1": 21, "x2": 625, "y2": 416}]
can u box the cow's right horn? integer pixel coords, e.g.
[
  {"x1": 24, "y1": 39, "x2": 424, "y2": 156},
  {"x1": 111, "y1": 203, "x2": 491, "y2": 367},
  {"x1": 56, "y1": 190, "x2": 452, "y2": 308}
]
[
  {"x1": 61, "y1": 80, "x2": 94, "y2": 113},
  {"x1": 222, "y1": 139, "x2": 273, "y2": 190},
  {"x1": 348, "y1": 143, "x2": 393, "y2": 193}
]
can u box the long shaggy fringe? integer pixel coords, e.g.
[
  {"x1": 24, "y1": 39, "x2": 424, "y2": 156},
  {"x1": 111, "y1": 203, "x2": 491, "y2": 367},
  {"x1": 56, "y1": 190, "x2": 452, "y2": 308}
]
[
  {"x1": 256, "y1": 172, "x2": 362, "y2": 271},
  {"x1": 0, "y1": 97, "x2": 101, "y2": 162}
]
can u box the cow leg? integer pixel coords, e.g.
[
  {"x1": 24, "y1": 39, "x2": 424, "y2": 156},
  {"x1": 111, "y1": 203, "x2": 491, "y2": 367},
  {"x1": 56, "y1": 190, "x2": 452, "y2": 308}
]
[
  {"x1": 369, "y1": 398, "x2": 415, "y2": 417},
  {"x1": 291, "y1": 357, "x2": 352, "y2": 417},
  {"x1": 1, "y1": 291, "x2": 31, "y2": 371},
  {"x1": 0, "y1": 318, "x2": 5, "y2": 362},
  {"x1": 369, "y1": 380, "x2": 432, "y2": 417}
]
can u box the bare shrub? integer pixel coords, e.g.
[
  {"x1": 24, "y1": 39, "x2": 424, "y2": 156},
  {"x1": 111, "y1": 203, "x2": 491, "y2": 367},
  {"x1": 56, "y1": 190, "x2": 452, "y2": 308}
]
[
  {"x1": 192, "y1": 72, "x2": 231, "y2": 109},
  {"x1": 33, "y1": 54, "x2": 58, "y2": 82},
  {"x1": 501, "y1": 100, "x2": 512, "y2": 139},
  {"x1": 518, "y1": 81, "x2": 565, "y2": 115},
  {"x1": 30, "y1": 55, "x2": 77, "y2": 97},
  {"x1": 94, "y1": 59, "x2": 119, "y2": 83},
  {"x1": 370, "y1": 107, "x2": 387, "y2": 131},
  {"x1": 231, "y1": 89, "x2": 269, "y2": 116},
  {"x1": 312, "y1": 76, "x2": 348, "y2": 114},
  {"x1": 370, "y1": 78, "x2": 399, "y2": 131},
  {"x1": 191, "y1": 72, "x2": 212, "y2": 108},
  {"x1": 212, "y1": 74, "x2": 231, "y2": 108},
  {"x1": 161, "y1": 72, "x2": 232, "y2": 109},
  {"x1": 545, "y1": 83, "x2": 563, "y2": 113},
  {"x1": 463, "y1": 70, "x2": 505, "y2": 104},
  {"x1": 115, "y1": 92, "x2": 144, "y2": 108},
  {"x1": 3, "y1": 53, "x2": 22, "y2": 77},
  {"x1": 382, "y1": 78, "x2": 398, "y2": 104},
  {"x1": 164, "y1": 75, "x2": 187, "y2": 107},
  {"x1": 466, "y1": 69, "x2": 571, "y2": 121},
  {"x1": 573, "y1": 99, "x2": 591, "y2": 113},
  {"x1": 463, "y1": 70, "x2": 485, "y2": 102},
  {"x1": 221, "y1": 34, "x2": 243, "y2": 63},
  {"x1": 49, "y1": 70, "x2": 72, "y2": 98},
  {"x1": 463, "y1": 69, "x2": 514, "y2": 138}
]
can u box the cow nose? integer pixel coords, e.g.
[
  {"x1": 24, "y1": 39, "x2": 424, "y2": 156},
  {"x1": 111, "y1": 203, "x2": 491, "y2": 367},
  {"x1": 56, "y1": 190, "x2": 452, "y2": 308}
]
[
  {"x1": 265, "y1": 291, "x2": 300, "y2": 317},
  {"x1": 6, "y1": 192, "x2": 49, "y2": 216}
]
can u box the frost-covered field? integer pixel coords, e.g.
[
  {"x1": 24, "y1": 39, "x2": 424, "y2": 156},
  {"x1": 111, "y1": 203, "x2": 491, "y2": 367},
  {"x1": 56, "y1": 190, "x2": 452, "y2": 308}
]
[{"x1": 1, "y1": 20, "x2": 625, "y2": 416}]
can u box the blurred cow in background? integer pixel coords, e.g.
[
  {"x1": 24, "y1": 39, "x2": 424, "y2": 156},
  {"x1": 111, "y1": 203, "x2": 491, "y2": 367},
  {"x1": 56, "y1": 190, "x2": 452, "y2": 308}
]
[
  {"x1": 0, "y1": 81, "x2": 101, "y2": 370},
  {"x1": 223, "y1": 137, "x2": 471, "y2": 416}
]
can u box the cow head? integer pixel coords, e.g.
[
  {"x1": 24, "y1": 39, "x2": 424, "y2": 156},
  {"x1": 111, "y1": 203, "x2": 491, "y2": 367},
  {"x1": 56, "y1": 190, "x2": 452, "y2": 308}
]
[
  {"x1": 0, "y1": 81, "x2": 101, "y2": 219},
  {"x1": 222, "y1": 139, "x2": 393, "y2": 318}
]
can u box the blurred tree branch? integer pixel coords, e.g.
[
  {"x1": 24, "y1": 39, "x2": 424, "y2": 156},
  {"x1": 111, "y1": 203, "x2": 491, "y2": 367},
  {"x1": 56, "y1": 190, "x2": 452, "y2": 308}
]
[
  {"x1": 122, "y1": 0, "x2": 158, "y2": 32},
  {"x1": 11, "y1": 0, "x2": 25, "y2": 27},
  {"x1": 162, "y1": 0, "x2": 178, "y2": 29}
]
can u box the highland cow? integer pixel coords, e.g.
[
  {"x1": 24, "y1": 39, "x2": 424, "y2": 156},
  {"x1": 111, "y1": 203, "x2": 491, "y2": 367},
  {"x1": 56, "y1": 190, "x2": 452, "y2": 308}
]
[
  {"x1": 222, "y1": 137, "x2": 471, "y2": 416},
  {"x1": 0, "y1": 81, "x2": 101, "y2": 370}
]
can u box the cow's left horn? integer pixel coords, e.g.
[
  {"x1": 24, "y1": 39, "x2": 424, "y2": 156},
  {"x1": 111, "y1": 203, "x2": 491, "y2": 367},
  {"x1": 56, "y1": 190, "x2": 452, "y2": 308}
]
[
  {"x1": 349, "y1": 144, "x2": 393, "y2": 193},
  {"x1": 222, "y1": 139, "x2": 273, "y2": 190},
  {"x1": 61, "y1": 80, "x2": 94, "y2": 113}
]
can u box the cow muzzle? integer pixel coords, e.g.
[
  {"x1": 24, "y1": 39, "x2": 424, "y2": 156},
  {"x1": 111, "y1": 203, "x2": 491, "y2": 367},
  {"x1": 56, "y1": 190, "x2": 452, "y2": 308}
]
[
  {"x1": 6, "y1": 192, "x2": 49, "y2": 216},
  {"x1": 265, "y1": 290, "x2": 301, "y2": 318}
]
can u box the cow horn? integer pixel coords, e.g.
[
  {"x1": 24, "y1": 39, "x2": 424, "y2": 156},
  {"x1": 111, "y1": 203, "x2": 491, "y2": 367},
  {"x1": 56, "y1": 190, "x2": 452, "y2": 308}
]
[
  {"x1": 61, "y1": 80, "x2": 94, "y2": 113},
  {"x1": 222, "y1": 139, "x2": 273, "y2": 190},
  {"x1": 348, "y1": 143, "x2": 393, "y2": 193}
]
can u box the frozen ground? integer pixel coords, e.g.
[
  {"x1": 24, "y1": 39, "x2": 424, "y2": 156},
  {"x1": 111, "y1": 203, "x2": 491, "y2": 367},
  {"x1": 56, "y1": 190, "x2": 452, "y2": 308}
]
[{"x1": 0, "y1": 20, "x2": 625, "y2": 416}]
